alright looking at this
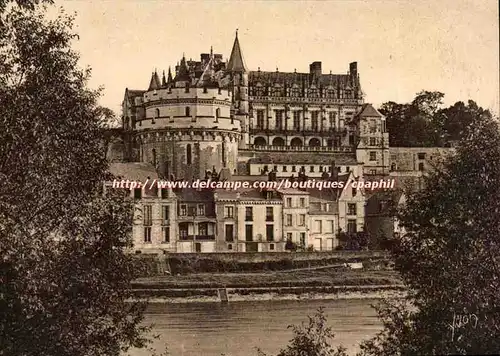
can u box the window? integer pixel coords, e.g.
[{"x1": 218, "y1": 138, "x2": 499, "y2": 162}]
[
  {"x1": 348, "y1": 203, "x2": 356, "y2": 216},
  {"x1": 245, "y1": 207, "x2": 253, "y2": 221},
  {"x1": 283, "y1": 166, "x2": 287, "y2": 172},
  {"x1": 347, "y1": 219, "x2": 357, "y2": 233},
  {"x1": 369, "y1": 137, "x2": 377, "y2": 146},
  {"x1": 418, "y1": 152, "x2": 426, "y2": 160},
  {"x1": 257, "y1": 110, "x2": 265, "y2": 128},
  {"x1": 188, "y1": 206, "x2": 196, "y2": 216},
  {"x1": 293, "y1": 111, "x2": 301, "y2": 130},
  {"x1": 300, "y1": 232, "x2": 306, "y2": 246},
  {"x1": 198, "y1": 223, "x2": 208, "y2": 236},
  {"x1": 286, "y1": 232, "x2": 293, "y2": 240},
  {"x1": 369, "y1": 151, "x2": 377, "y2": 161},
  {"x1": 273, "y1": 165, "x2": 278, "y2": 172},
  {"x1": 197, "y1": 204, "x2": 205, "y2": 216},
  {"x1": 349, "y1": 134, "x2": 355, "y2": 145},
  {"x1": 185, "y1": 107, "x2": 190, "y2": 117},
  {"x1": 224, "y1": 206, "x2": 234, "y2": 218},
  {"x1": 299, "y1": 198, "x2": 305, "y2": 207},
  {"x1": 152, "y1": 149, "x2": 157, "y2": 166},
  {"x1": 180, "y1": 204, "x2": 187, "y2": 216},
  {"x1": 186, "y1": 144, "x2": 192, "y2": 165},
  {"x1": 311, "y1": 111, "x2": 319, "y2": 131},
  {"x1": 313, "y1": 220, "x2": 322, "y2": 233},
  {"x1": 144, "y1": 227, "x2": 152, "y2": 243},
  {"x1": 310, "y1": 166, "x2": 314, "y2": 172},
  {"x1": 134, "y1": 188, "x2": 142, "y2": 199},
  {"x1": 266, "y1": 207, "x2": 274, "y2": 222},
  {"x1": 179, "y1": 225, "x2": 188, "y2": 237},
  {"x1": 155, "y1": 108, "x2": 160, "y2": 119},
  {"x1": 225, "y1": 224, "x2": 234, "y2": 242},
  {"x1": 162, "y1": 205, "x2": 169, "y2": 224},
  {"x1": 286, "y1": 214, "x2": 292, "y2": 226},
  {"x1": 162, "y1": 226, "x2": 170, "y2": 243},
  {"x1": 275, "y1": 110, "x2": 284, "y2": 130},
  {"x1": 329, "y1": 111, "x2": 336, "y2": 126},
  {"x1": 299, "y1": 214, "x2": 306, "y2": 226},
  {"x1": 245, "y1": 224, "x2": 253, "y2": 241},
  {"x1": 325, "y1": 220, "x2": 334, "y2": 233},
  {"x1": 228, "y1": 244, "x2": 233, "y2": 250},
  {"x1": 215, "y1": 108, "x2": 220, "y2": 120},
  {"x1": 291, "y1": 166, "x2": 296, "y2": 172},
  {"x1": 269, "y1": 243, "x2": 275, "y2": 251},
  {"x1": 352, "y1": 187, "x2": 357, "y2": 197},
  {"x1": 418, "y1": 162, "x2": 425, "y2": 171},
  {"x1": 370, "y1": 169, "x2": 377, "y2": 175},
  {"x1": 286, "y1": 197, "x2": 292, "y2": 207},
  {"x1": 266, "y1": 224, "x2": 274, "y2": 241},
  {"x1": 143, "y1": 205, "x2": 152, "y2": 226}
]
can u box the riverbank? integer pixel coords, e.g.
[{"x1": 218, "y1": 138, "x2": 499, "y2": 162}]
[
  {"x1": 130, "y1": 269, "x2": 405, "y2": 303},
  {"x1": 129, "y1": 285, "x2": 407, "y2": 303}
]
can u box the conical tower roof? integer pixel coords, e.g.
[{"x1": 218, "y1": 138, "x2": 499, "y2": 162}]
[
  {"x1": 148, "y1": 70, "x2": 161, "y2": 90},
  {"x1": 227, "y1": 30, "x2": 247, "y2": 72}
]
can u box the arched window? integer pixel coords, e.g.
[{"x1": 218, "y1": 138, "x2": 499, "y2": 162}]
[
  {"x1": 185, "y1": 107, "x2": 190, "y2": 117},
  {"x1": 215, "y1": 108, "x2": 220, "y2": 121},
  {"x1": 155, "y1": 108, "x2": 160, "y2": 118},
  {"x1": 272, "y1": 137, "x2": 285, "y2": 146},
  {"x1": 290, "y1": 137, "x2": 303, "y2": 147},
  {"x1": 186, "y1": 144, "x2": 192, "y2": 165},
  {"x1": 254, "y1": 137, "x2": 267, "y2": 146},
  {"x1": 309, "y1": 138, "x2": 321, "y2": 147}
]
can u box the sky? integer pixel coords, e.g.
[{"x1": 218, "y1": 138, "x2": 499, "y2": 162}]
[{"x1": 56, "y1": 0, "x2": 499, "y2": 116}]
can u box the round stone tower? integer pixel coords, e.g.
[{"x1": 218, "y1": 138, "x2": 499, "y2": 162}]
[{"x1": 132, "y1": 57, "x2": 241, "y2": 180}]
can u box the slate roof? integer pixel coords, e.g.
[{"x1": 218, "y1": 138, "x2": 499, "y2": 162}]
[
  {"x1": 227, "y1": 32, "x2": 248, "y2": 72},
  {"x1": 174, "y1": 188, "x2": 214, "y2": 202},
  {"x1": 109, "y1": 162, "x2": 158, "y2": 181},
  {"x1": 357, "y1": 103, "x2": 383, "y2": 118},
  {"x1": 249, "y1": 71, "x2": 353, "y2": 88}
]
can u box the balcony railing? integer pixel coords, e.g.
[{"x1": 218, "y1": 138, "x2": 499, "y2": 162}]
[
  {"x1": 249, "y1": 128, "x2": 347, "y2": 136},
  {"x1": 248, "y1": 145, "x2": 354, "y2": 153},
  {"x1": 178, "y1": 234, "x2": 216, "y2": 241}
]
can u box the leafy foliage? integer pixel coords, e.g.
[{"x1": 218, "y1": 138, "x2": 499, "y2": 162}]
[
  {"x1": 380, "y1": 90, "x2": 493, "y2": 147},
  {"x1": 358, "y1": 107, "x2": 500, "y2": 354},
  {"x1": 257, "y1": 308, "x2": 348, "y2": 356},
  {"x1": 336, "y1": 230, "x2": 370, "y2": 250},
  {"x1": 0, "y1": 2, "x2": 163, "y2": 355}
]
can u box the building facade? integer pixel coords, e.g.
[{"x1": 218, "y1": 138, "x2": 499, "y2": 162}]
[{"x1": 107, "y1": 31, "x2": 455, "y2": 252}]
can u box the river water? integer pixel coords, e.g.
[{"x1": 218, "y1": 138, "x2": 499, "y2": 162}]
[{"x1": 128, "y1": 299, "x2": 383, "y2": 356}]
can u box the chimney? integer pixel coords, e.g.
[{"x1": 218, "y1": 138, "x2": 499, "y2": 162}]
[
  {"x1": 309, "y1": 61, "x2": 322, "y2": 78},
  {"x1": 349, "y1": 62, "x2": 357, "y2": 78}
]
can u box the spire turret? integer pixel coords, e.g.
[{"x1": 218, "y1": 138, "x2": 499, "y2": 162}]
[
  {"x1": 167, "y1": 66, "x2": 173, "y2": 83},
  {"x1": 148, "y1": 70, "x2": 161, "y2": 90},
  {"x1": 227, "y1": 29, "x2": 248, "y2": 72},
  {"x1": 161, "y1": 70, "x2": 167, "y2": 87}
]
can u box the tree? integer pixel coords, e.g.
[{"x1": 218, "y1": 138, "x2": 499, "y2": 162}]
[
  {"x1": 0, "y1": 2, "x2": 163, "y2": 355},
  {"x1": 379, "y1": 91, "x2": 445, "y2": 147},
  {"x1": 257, "y1": 308, "x2": 348, "y2": 356},
  {"x1": 358, "y1": 108, "x2": 500, "y2": 355}
]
